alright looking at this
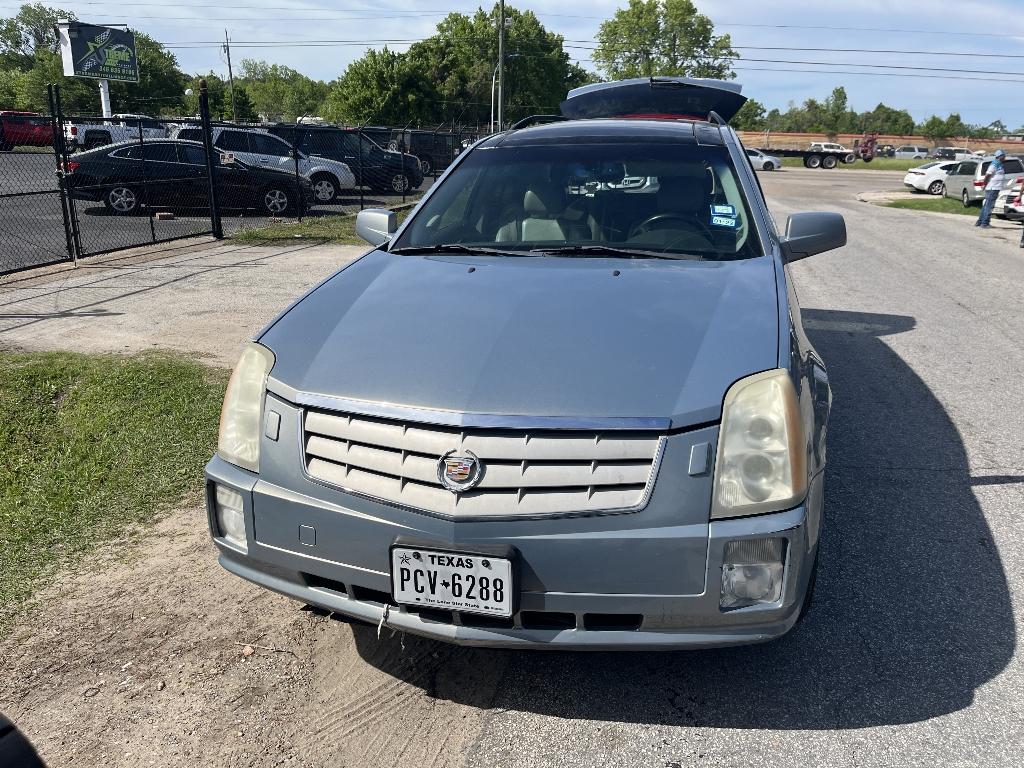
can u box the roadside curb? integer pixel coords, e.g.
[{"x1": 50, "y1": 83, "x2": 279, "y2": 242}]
[{"x1": 858, "y1": 189, "x2": 1023, "y2": 233}]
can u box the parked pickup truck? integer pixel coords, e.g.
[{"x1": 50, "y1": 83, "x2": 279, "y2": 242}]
[
  {"x1": 0, "y1": 111, "x2": 54, "y2": 150},
  {"x1": 64, "y1": 114, "x2": 169, "y2": 150}
]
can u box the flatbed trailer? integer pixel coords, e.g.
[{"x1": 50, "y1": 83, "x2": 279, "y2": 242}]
[{"x1": 756, "y1": 147, "x2": 858, "y2": 169}]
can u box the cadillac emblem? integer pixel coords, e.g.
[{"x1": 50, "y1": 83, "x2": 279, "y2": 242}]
[{"x1": 437, "y1": 450, "x2": 483, "y2": 493}]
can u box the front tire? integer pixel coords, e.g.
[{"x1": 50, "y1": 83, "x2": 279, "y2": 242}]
[
  {"x1": 389, "y1": 172, "x2": 411, "y2": 193},
  {"x1": 928, "y1": 180, "x2": 944, "y2": 195},
  {"x1": 419, "y1": 157, "x2": 433, "y2": 175},
  {"x1": 310, "y1": 173, "x2": 337, "y2": 203},
  {"x1": 762, "y1": 161, "x2": 774, "y2": 171},
  {"x1": 103, "y1": 185, "x2": 140, "y2": 214},
  {"x1": 261, "y1": 186, "x2": 292, "y2": 216}
]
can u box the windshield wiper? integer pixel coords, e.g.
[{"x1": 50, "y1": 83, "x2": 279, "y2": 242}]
[
  {"x1": 389, "y1": 243, "x2": 532, "y2": 257},
  {"x1": 530, "y1": 245, "x2": 700, "y2": 260}
]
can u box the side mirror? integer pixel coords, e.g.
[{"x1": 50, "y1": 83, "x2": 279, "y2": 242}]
[
  {"x1": 781, "y1": 211, "x2": 846, "y2": 263},
  {"x1": 355, "y1": 208, "x2": 397, "y2": 247}
]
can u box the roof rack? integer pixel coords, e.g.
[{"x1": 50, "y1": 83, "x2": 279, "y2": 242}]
[{"x1": 510, "y1": 114, "x2": 569, "y2": 130}]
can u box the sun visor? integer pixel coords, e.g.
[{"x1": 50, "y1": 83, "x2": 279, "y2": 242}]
[{"x1": 560, "y1": 77, "x2": 747, "y2": 123}]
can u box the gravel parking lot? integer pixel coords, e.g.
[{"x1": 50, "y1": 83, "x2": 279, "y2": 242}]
[{"x1": 1, "y1": 167, "x2": 1022, "y2": 767}]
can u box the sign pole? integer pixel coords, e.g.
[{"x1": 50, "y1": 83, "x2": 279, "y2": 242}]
[{"x1": 98, "y1": 79, "x2": 112, "y2": 117}]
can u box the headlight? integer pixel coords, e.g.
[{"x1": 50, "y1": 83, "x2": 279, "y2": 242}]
[
  {"x1": 712, "y1": 369, "x2": 806, "y2": 519},
  {"x1": 218, "y1": 342, "x2": 275, "y2": 472}
]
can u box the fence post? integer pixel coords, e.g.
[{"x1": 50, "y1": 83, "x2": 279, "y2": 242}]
[
  {"x1": 292, "y1": 142, "x2": 303, "y2": 222},
  {"x1": 198, "y1": 79, "x2": 223, "y2": 238},
  {"x1": 47, "y1": 84, "x2": 77, "y2": 265},
  {"x1": 357, "y1": 127, "x2": 365, "y2": 211},
  {"x1": 51, "y1": 84, "x2": 82, "y2": 262},
  {"x1": 137, "y1": 118, "x2": 157, "y2": 243}
]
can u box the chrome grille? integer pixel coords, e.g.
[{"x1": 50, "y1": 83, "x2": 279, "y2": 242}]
[{"x1": 302, "y1": 409, "x2": 665, "y2": 518}]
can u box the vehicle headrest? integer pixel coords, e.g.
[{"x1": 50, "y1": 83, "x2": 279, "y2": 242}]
[
  {"x1": 524, "y1": 182, "x2": 564, "y2": 216},
  {"x1": 657, "y1": 175, "x2": 708, "y2": 214}
]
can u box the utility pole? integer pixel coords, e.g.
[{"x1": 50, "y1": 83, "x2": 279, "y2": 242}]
[
  {"x1": 497, "y1": 0, "x2": 505, "y2": 130},
  {"x1": 224, "y1": 29, "x2": 237, "y2": 122}
]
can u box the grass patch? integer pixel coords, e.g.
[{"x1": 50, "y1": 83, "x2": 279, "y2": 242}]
[
  {"x1": 883, "y1": 197, "x2": 978, "y2": 216},
  {"x1": 0, "y1": 352, "x2": 228, "y2": 617},
  {"x1": 232, "y1": 201, "x2": 417, "y2": 244},
  {"x1": 780, "y1": 156, "x2": 925, "y2": 172}
]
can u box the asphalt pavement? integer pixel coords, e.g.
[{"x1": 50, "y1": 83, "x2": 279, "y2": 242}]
[
  {"x1": 2, "y1": 167, "x2": 1021, "y2": 767},
  {"x1": 460, "y1": 168, "x2": 1023, "y2": 767}
]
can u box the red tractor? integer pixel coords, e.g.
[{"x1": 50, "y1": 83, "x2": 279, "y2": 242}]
[{"x1": 856, "y1": 132, "x2": 880, "y2": 162}]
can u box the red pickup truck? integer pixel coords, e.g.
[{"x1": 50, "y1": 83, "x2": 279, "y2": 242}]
[{"x1": 0, "y1": 111, "x2": 54, "y2": 151}]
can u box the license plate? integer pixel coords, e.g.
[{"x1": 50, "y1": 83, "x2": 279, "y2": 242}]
[{"x1": 390, "y1": 547, "x2": 513, "y2": 617}]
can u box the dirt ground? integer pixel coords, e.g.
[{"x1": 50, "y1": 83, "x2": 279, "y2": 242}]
[
  {"x1": 0, "y1": 239, "x2": 508, "y2": 767},
  {"x1": 0, "y1": 506, "x2": 509, "y2": 768}
]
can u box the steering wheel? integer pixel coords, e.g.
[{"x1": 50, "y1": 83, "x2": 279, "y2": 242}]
[{"x1": 628, "y1": 212, "x2": 715, "y2": 242}]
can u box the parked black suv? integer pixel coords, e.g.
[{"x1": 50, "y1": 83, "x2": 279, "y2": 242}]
[
  {"x1": 388, "y1": 129, "x2": 462, "y2": 175},
  {"x1": 269, "y1": 125, "x2": 423, "y2": 194}
]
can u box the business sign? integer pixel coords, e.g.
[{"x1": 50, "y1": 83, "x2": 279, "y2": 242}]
[{"x1": 58, "y1": 23, "x2": 139, "y2": 83}]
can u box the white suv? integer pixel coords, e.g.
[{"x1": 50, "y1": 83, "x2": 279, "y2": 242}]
[{"x1": 174, "y1": 126, "x2": 356, "y2": 203}]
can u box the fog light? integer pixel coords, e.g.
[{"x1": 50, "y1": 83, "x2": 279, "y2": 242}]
[
  {"x1": 720, "y1": 538, "x2": 785, "y2": 609},
  {"x1": 214, "y1": 485, "x2": 247, "y2": 549}
]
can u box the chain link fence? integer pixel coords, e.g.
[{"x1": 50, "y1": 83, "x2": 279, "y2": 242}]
[{"x1": 1, "y1": 85, "x2": 482, "y2": 277}]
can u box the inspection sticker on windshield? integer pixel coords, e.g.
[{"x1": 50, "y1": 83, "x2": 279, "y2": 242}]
[
  {"x1": 391, "y1": 547, "x2": 513, "y2": 617},
  {"x1": 711, "y1": 214, "x2": 738, "y2": 228},
  {"x1": 710, "y1": 204, "x2": 736, "y2": 216}
]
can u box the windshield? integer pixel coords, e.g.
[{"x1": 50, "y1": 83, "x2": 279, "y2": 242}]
[{"x1": 394, "y1": 142, "x2": 762, "y2": 260}]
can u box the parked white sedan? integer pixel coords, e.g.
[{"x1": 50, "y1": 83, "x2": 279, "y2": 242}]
[
  {"x1": 994, "y1": 175, "x2": 1024, "y2": 219},
  {"x1": 903, "y1": 161, "x2": 957, "y2": 195},
  {"x1": 745, "y1": 147, "x2": 781, "y2": 171}
]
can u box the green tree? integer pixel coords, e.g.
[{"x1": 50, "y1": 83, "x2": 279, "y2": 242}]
[
  {"x1": 406, "y1": 5, "x2": 590, "y2": 126},
  {"x1": 12, "y1": 31, "x2": 185, "y2": 115},
  {"x1": 820, "y1": 87, "x2": 850, "y2": 139},
  {"x1": 239, "y1": 59, "x2": 328, "y2": 121},
  {"x1": 184, "y1": 72, "x2": 229, "y2": 119},
  {"x1": 860, "y1": 103, "x2": 915, "y2": 136},
  {"x1": 0, "y1": 67, "x2": 24, "y2": 105},
  {"x1": 919, "y1": 115, "x2": 950, "y2": 143},
  {"x1": 943, "y1": 112, "x2": 966, "y2": 139},
  {"x1": 731, "y1": 98, "x2": 766, "y2": 131},
  {"x1": 0, "y1": 2, "x2": 74, "y2": 69},
  {"x1": 232, "y1": 84, "x2": 257, "y2": 122},
  {"x1": 593, "y1": 0, "x2": 736, "y2": 80},
  {"x1": 326, "y1": 5, "x2": 588, "y2": 127},
  {"x1": 322, "y1": 47, "x2": 437, "y2": 125},
  {"x1": 13, "y1": 50, "x2": 94, "y2": 112}
]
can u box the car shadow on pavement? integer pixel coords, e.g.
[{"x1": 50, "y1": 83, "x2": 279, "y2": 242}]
[{"x1": 349, "y1": 308, "x2": 1015, "y2": 729}]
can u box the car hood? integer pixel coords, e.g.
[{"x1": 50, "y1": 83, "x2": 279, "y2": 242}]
[{"x1": 260, "y1": 250, "x2": 780, "y2": 428}]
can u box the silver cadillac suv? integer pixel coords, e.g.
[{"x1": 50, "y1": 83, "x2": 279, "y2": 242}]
[{"x1": 205, "y1": 78, "x2": 846, "y2": 649}]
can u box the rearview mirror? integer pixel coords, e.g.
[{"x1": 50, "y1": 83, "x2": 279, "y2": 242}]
[
  {"x1": 356, "y1": 208, "x2": 397, "y2": 247},
  {"x1": 781, "y1": 212, "x2": 846, "y2": 263}
]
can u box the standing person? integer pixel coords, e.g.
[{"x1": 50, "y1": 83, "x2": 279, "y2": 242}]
[{"x1": 976, "y1": 149, "x2": 1006, "y2": 228}]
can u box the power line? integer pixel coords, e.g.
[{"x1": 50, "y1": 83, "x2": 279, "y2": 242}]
[
  {"x1": 157, "y1": 36, "x2": 1024, "y2": 80},
  {"x1": 731, "y1": 65, "x2": 1024, "y2": 84},
  {"x1": 714, "y1": 22, "x2": 1024, "y2": 39},
  {"x1": 732, "y1": 46, "x2": 1024, "y2": 60}
]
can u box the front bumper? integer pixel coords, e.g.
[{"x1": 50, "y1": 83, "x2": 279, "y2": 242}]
[{"x1": 205, "y1": 453, "x2": 822, "y2": 650}]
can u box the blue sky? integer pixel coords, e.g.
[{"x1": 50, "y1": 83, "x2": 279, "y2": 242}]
[{"x1": 14, "y1": 0, "x2": 1024, "y2": 127}]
